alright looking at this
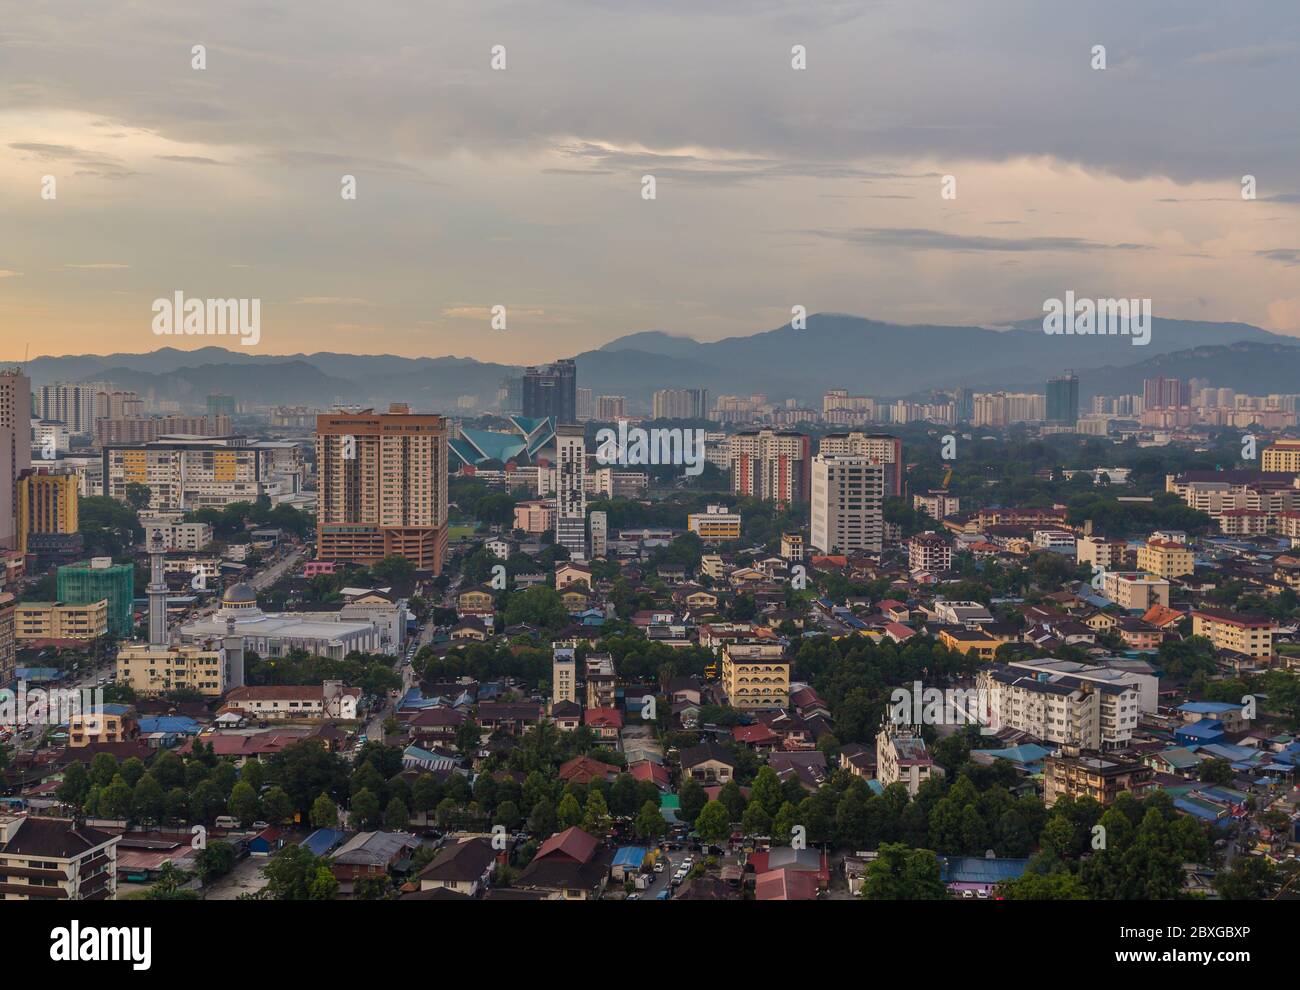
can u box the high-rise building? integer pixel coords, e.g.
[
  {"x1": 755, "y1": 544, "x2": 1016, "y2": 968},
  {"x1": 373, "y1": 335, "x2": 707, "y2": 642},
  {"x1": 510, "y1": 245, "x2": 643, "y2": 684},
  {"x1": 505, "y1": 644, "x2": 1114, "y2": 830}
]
[
  {"x1": 554, "y1": 424, "x2": 587, "y2": 557},
  {"x1": 589, "y1": 510, "x2": 607, "y2": 559},
  {"x1": 595, "y1": 395, "x2": 626, "y2": 421},
  {"x1": 972, "y1": 392, "x2": 1046, "y2": 427},
  {"x1": 576, "y1": 387, "x2": 593, "y2": 421},
  {"x1": 0, "y1": 369, "x2": 32, "y2": 550},
  {"x1": 522, "y1": 359, "x2": 577, "y2": 424},
  {"x1": 552, "y1": 642, "x2": 577, "y2": 709},
  {"x1": 1263, "y1": 440, "x2": 1300, "y2": 474},
  {"x1": 94, "y1": 389, "x2": 144, "y2": 421},
  {"x1": 0, "y1": 593, "x2": 14, "y2": 687},
  {"x1": 497, "y1": 377, "x2": 523, "y2": 415},
  {"x1": 1143, "y1": 377, "x2": 1188, "y2": 410},
  {"x1": 810, "y1": 455, "x2": 884, "y2": 553},
  {"x1": 206, "y1": 393, "x2": 237, "y2": 418},
  {"x1": 1046, "y1": 373, "x2": 1080, "y2": 425},
  {"x1": 652, "y1": 387, "x2": 709, "y2": 420},
  {"x1": 57, "y1": 557, "x2": 135, "y2": 637},
  {"x1": 35, "y1": 381, "x2": 110, "y2": 436},
  {"x1": 315, "y1": 405, "x2": 450, "y2": 573},
  {"x1": 817, "y1": 432, "x2": 903, "y2": 497},
  {"x1": 16, "y1": 469, "x2": 80, "y2": 558},
  {"x1": 729, "y1": 429, "x2": 811, "y2": 504},
  {"x1": 687, "y1": 504, "x2": 743, "y2": 544},
  {"x1": 103, "y1": 435, "x2": 260, "y2": 510}
]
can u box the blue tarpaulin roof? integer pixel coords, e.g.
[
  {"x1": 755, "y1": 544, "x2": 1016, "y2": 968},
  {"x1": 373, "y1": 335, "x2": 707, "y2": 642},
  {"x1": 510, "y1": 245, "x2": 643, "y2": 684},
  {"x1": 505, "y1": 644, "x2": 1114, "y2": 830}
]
[
  {"x1": 612, "y1": 846, "x2": 650, "y2": 868},
  {"x1": 939, "y1": 857, "x2": 1030, "y2": 884},
  {"x1": 302, "y1": 828, "x2": 347, "y2": 856}
]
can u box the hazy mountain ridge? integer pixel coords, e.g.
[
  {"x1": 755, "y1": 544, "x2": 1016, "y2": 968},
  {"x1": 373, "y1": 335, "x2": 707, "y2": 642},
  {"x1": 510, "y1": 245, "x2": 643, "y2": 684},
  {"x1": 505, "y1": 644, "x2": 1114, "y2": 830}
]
[{"x1": 21, "y1": 315, "x2": 1293, "y2": 409}]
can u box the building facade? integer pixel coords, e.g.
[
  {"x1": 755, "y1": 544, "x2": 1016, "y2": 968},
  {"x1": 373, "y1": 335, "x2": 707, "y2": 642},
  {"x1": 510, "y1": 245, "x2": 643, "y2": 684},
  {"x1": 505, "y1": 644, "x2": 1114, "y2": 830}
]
[
  {"x1": 315, "y1": 406, "x2": 449, "y2": 573},
  {"x1": 810, "y1": 454, "x2": 884, "y2": 554}
]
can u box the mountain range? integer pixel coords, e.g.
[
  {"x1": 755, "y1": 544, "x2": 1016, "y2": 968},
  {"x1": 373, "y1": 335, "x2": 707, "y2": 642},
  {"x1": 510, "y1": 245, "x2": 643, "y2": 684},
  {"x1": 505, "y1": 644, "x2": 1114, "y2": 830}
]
[{"x1": 20, "y1": 314, "x2": 1299, "y2": 411}]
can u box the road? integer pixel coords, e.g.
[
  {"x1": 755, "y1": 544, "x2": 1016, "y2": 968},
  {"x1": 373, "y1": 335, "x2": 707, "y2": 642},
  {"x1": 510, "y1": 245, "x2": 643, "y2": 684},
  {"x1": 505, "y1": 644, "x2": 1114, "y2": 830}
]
[
  {"x1": 633, "y1": 848, "x2": 684, "y2": 899},
  {"x1": 251, "y1": 546, "x2": 306, "y2": 591}
]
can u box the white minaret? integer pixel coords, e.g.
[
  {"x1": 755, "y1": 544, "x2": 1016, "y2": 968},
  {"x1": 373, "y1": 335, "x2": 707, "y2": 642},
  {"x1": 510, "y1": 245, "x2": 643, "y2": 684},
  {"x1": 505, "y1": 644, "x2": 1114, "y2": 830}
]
[{"x1": 147, "y1": 530, "x2": 169, "y2": 646}]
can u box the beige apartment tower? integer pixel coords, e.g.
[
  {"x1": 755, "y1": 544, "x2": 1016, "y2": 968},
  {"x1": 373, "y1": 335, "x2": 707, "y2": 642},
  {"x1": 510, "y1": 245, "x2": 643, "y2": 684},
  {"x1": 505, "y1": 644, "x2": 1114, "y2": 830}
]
[{"x1": 316, "y1": 405, "x2": 449, "y2": 573}]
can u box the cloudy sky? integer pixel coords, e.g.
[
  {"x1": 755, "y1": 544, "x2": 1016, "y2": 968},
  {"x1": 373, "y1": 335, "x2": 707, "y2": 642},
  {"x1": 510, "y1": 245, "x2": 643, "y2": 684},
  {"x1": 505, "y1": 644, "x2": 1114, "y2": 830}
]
[{"x1": 2, "y1": 0, "x2": 1300, "y2": 363}]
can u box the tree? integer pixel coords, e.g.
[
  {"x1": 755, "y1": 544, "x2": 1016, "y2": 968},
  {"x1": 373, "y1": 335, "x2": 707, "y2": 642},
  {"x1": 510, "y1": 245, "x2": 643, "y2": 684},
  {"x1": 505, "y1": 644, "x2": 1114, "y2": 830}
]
[
  {"x1": 100, "y1": 774, "x2": 132, "y2": 819},
  {"x1": 384, "y1": 796, "x2": 410, "y2": 831},
  {"x1": 582, "y1": 789, "x2": 611, "y2": 835},
  {"x1": 350, "y1": 788, "x2": 381, "y2": 829},
  {"x1": 124, "y1": 482, "x2": 153, "y2": 511},
  {"x1": 556, "y1": 793, "x2": 583, "y2": 830},
  {"x1": 678, "y1": 778, "x2": 707, "y2": 828},
  {"x1": 694, "y1": 800, "x2": 731, "y2": 845},
  {"x1": 455, "y1": 719, "x2": 482, "y2": 755},
  {"x1": 750, "y1": 766, "x2": 784, "y2": 817},
  {"x1": 262, "y1": 787, "x2": 295, "y2": 825},
  {"x1": 863, "y1": 843, "x2": 948, "y2": 900},
  {"x1": 132, "y1": 773, "x2": 165, "y2": 824},
  {"x1": 529, "y1": 798, "x2": 557, "y2": 835},
  {"x1": 1215, "y1": 856, "x2": 1279, "y2": 900},
  {"x1": 310, "y1": 793, "x2": 339, "y2": 829},
  {"x1": 1198, "y1": 758, "x2": 1233, "y2": 785},
  {"x1": 229, "y1": 781, "x2": 261, "y2": 825},
  {"x1": 999, "y1": 871, "x2": 1089, "y2": 900},
  {"x1": 634, "y1": 800, "x2": 667, "y2": 841},
  {"x1": 741, "y1": 802, "x2": 772, "y2": 837},
  {"x1": 264, "y1": 844, "x2": 329, "y2": 900},
  {"x1": 308, "y1": 866, "x2": 339, "y2": 900},
  {"x1": 56, "y1": 761, "x2": 89, "y2": 809},
  {"x1": 772, "y1": 802, "x2": 802, "y2": 846},
  {"x1": 494, "y1": 800, "x2": 521, "y2": 830},
  {"x1": 196, "y1": 840, "x2": 236, "y2": 884}
]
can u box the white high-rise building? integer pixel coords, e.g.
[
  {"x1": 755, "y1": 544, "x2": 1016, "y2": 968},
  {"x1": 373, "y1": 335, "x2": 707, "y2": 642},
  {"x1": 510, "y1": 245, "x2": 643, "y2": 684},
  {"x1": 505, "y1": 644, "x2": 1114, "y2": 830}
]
[
  {"x1": 35, "y1": 381, "x2": 112, "y2": 436},
  {"x1": 589, "y1": 510, "x2": 607, "y2": 559},
  {"x1": 810, "y1": 454, "x2": 884, "y2": 554},
  {"x1": 555, "y1": 425, "x2": 587, "y2": 558}
]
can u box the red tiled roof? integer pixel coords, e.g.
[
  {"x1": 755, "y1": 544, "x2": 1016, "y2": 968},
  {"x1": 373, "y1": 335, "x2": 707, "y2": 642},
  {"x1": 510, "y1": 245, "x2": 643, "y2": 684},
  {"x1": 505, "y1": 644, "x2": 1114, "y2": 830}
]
[
  {"x1": 583, "y1": 707, "x2": 624, "y2": 730},
  {"x1": 755, "y1": 867, "x2": 819, "y2": 901},
  {"x1": 535, "y1": 826, "x2": 598, "y2": 864}
]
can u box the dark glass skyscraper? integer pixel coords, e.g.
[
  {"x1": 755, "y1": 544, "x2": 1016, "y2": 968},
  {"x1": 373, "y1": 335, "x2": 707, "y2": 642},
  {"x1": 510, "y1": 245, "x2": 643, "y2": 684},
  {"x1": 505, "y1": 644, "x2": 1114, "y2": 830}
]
[
  {"x1": 522, "y1": 359, "x2": 577, "y2": 424},
  {"x1": 1046, "y1": 373, "x2": 1079, "y2": 424}
]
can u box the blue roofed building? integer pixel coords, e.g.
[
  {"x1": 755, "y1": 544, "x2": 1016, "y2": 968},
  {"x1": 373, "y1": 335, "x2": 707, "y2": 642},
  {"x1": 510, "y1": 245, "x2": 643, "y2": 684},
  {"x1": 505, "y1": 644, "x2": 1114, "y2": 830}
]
[
  {"x1": 1178, "y1": 701, "x2": 1248, "y2": 732},
  {"x1": 610, "y1": 846, "x2": 651, "y2": 881},
  {"x1": 138, "y1": 715, "x2": 202, "y2": 736},
  {"x1": 938, "y1": 856, "x2": 1030, "y2": 895},
  {"x1": 301, "y1": 827, "x2": 347, "y2": 856},
  {"x1": 448, "y1": 416, "x2": 556, "y2": 468},
  {"x1": 970, "y1": 743, "x2": 1052, "y2": 773},
  {"x1": 1175, "y1": 720, "x2": 1226, "y2": 746}
]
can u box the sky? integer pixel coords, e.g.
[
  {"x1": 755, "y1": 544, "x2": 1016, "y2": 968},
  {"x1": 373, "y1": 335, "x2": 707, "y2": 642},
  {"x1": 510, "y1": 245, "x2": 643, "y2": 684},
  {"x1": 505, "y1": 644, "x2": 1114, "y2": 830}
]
[{"x1": 2, "y1": 0, "x2": 1300, "y2": 364}]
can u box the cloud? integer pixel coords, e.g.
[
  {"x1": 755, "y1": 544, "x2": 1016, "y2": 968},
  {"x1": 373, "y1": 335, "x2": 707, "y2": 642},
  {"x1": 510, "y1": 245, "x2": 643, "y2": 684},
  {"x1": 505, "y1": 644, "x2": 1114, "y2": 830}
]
[
  {"x1": 156, "y1": 154, "x2": 227, "y2": 165},
  {"x1": 291, "y1": 296, "x2": 378, "y2": 305},
  {"x1": 807, "y1": 227, "x2": 1153, "y2": 254},
  {"x1": 1257, "y1": 249, "x2": 1300, "y2": 266}
]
